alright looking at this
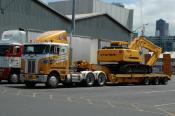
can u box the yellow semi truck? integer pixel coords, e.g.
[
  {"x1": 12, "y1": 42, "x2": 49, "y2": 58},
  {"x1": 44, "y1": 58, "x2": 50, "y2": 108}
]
[
  {"x1": 20, "y1": 31, "x2": 172, "y2": 88},
  {"x1": 20, "y1": 31, "x2": 106, "y2": 87}
]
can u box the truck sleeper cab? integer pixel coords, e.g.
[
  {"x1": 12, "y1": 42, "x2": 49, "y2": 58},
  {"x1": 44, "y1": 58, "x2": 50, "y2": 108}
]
[
  {"x1": 20, "y1": 43, "x2": 68, "y2": 87},
  {"x1": 20, "y1": 43, "x2": 106, "y2": 88}
]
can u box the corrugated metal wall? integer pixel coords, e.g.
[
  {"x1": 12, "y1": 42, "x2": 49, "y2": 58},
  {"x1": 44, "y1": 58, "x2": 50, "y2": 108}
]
[
  {"x1": 93, "y1": 0, "x2": 133, "y2": 30},
  {"x1": 49, "y1": 0, "x2": 94, "y2": 15},
  {"x1": 75, "y1": 15, "x2": 131, "y2": 41},
  {"x1": 49, "y1": 0, "x2": 133, "y2": 30},
  {"x1": 0, "y1": 0, "x2": 70, "y2": 35},
  {"x1": 0, "y1": 0, "x2": 131, "y2": 42}
]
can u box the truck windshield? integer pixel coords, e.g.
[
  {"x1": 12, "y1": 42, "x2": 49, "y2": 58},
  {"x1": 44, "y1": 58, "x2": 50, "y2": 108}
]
[
  {"x1": 0, "y1": 45, "x2": 10, "y2": 56},
  {"x1": 24, "y1": 45, "x2": 50, "y2": 54}
]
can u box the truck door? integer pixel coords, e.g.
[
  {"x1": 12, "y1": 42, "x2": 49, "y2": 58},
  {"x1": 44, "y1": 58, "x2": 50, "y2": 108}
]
[
  {"x1": 10, "y1": 46, "x2": 21, "y2": 68},
  {"x1": 49, "y1": 45, "x2": 59, "y2": 68}
]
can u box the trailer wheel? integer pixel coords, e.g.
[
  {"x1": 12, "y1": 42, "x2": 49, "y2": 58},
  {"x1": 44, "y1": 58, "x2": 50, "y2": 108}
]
[
  {"x1": 46, "y1": 73, "x2": 59, "y2": 88},
  {"x1": 8, "y1": 73, "x2": 20, "y2": 84},
  {"x1": 162, "y1": 77, "x2": 168, "y2": 85},
  {"x1": 24, "y1": 81, "x2": 36, "y2": 88},
  {"x1": 143, "y1": 78, "x2": 150, "y2": 85},
  {"x1": 153, "y1": 78, "x2": 159, "y2": 85},
  {"x1": 96, "y1": 73, "x2": 106, "y2": 86},
  {"x1": 85, "y1": 72, "x2": 95, "y2": 87}
]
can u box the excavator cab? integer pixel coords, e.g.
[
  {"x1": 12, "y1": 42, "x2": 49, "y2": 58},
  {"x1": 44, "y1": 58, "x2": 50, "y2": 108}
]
[{"x1": 110, "y1": 41, "x2": 129, "y2": 49}]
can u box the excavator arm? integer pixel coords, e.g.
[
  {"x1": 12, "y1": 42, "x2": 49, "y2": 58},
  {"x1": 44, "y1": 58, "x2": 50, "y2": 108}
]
[{"x1": 129, "y1": 36, "x2": 162, "y2": 66}]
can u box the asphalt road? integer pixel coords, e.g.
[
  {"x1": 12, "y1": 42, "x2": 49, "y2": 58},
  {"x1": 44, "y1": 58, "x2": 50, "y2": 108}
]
[{"x1": 0, "y1": 77, "x2": 175, "y2": 116}]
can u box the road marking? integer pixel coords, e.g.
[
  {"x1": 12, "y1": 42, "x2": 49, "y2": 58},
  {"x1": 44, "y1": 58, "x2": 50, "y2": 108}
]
[
  {"x1": 32, "y1": 93, "x2": 37, "y2": 98},
  {"x1": 86, "y1": 99, "x2": 93, "y2": 105},
  {"x1": 16, "y1": 90, "x2": 21, "y2": 96},
  {"x1": 143, "y1": 90, "x2": 175, "y2": 94},
  {"x1": 106, "y1": 101, "x2": 115, "y2": 108},
  {"x1": 49, "y1": 95, "x2": 53, "y2": 100},
  {"x1": 131, "y1": 104, "x2": 144, "y2": 112},
  {"x1": 155, "y1": 103, "x2": 175, "y2": 107},
  {"x1": 157, "y1": 107, "x2": 175, "y2": 116},
  {"x1": 1, "y1": 89, "x2": 7, "y2": 94},
  {"x1": 67, "y1": 97, "x2": 73, "y2": 102}
]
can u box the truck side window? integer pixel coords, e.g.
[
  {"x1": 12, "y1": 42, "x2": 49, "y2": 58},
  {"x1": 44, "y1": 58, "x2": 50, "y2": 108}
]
[
  {"x1": 60, "y1": 47, "x2": 67, "y2": 55},
  {"x1": 16, "y1": 46, "x2": 20, "y2": 53}
]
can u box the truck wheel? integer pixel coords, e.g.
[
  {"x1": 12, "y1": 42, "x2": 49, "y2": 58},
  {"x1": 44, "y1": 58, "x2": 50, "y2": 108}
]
[
  {"x1": 46, "y1": 73, "x2": 59, "y2": 88},
  {"x1": 25, "y1": 81, "x2": 36, "y2": 88},
  {"x1": 8, "y1": 73, "x2": 19, "y2": 84},
  {"x1": 143, "y1": 78, "x2": 149, "y2": 85},
  {"x1": 85, "y1": 73, "x2": 95, "y2": 87},
  {"x1": 96, "y1": 73, "x2": 106, "y2": 86},
  {"x1": 162, "y1": 77, "x2": 168, "y2": 85},
  {"x1": 153, "y1": 78, "x2": 159, "y2": 85}
]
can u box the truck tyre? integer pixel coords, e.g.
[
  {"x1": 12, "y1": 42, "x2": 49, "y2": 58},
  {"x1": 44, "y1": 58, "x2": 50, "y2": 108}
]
[
  {"x1": 46, "y1": 73, "x2": 59, "y2": 88},
  {"x1": 96, "y1": 73, "x2": 106, "y2": 86},
  {"x1": 153, "y1": 78, "x2": 159, "y2": 85},
  {"x1": 25, "y1": 81, "x2": 36, "y2": 88},
  {"x1": 85, "y1": 72, "x2": 95, "y2": 87},
  {"x1": 8, "y1": 73, "x2": 20, "y2": 84},
  {"x1": 162, "y1": 77, "x2": 168, "y2": 85},
  {"x1": 143, "y1": 78, "x2": 149, "y2": 85}
]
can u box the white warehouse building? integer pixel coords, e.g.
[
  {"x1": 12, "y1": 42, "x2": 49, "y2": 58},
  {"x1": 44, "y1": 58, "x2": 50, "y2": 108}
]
[{"x1": 49, "y1": 0, "x2": 133, "y2": 30}]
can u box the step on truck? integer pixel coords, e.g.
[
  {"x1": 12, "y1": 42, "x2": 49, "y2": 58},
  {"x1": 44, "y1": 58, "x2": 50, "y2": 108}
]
[
  {"x1": 0, "y1": 29, "x2": 41, "y2": 83},
  {"x1": 20, "y1": 31, "x2": 172, "y2": 88}
]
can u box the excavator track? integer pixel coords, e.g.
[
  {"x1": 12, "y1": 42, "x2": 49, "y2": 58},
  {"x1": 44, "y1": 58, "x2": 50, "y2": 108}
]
[
  {"x1": 103, "y1": 63, "x2": 152, "y2": 74},
  {"x1": 119, "y1": 64, "x2": 152, "y2": 74}
]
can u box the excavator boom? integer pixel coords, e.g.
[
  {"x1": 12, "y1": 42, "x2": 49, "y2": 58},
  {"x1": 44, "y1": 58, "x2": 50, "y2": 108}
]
[{"x1": 129, "y1": 36, "x2": 162, "y2": 66}]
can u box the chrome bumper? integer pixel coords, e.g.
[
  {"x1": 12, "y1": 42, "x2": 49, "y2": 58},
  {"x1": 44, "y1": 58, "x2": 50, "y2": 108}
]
[{"x1": 20, "y1": 74, "x2": 47, "y2": 83}]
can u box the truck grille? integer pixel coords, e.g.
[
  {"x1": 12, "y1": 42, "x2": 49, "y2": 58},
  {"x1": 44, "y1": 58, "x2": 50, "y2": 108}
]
[{"x1": 28, "y1": 60, "x2": 36, "y2": 73}]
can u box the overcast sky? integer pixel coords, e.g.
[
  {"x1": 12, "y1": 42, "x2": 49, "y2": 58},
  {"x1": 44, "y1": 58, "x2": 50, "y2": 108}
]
[{"x1": 42, "y1": 0, "x2": 175, "y2": 36}]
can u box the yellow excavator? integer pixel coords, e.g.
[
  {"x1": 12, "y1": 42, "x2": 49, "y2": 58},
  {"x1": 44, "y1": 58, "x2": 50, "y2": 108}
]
[{"x1": 97, "y1": 36, "x2": 162, "y2": 74}]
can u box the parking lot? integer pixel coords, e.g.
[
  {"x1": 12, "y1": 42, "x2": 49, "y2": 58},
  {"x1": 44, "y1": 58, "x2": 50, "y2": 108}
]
[{"x1": 0, "y1": 77, "x2": 175, "y2": 116}]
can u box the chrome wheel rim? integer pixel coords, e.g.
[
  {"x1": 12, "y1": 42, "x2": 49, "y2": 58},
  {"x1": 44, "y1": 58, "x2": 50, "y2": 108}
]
[
  {"x1": 49, "y1": 76, "x2": 58, "y2": 87},
  {"x1": 10, "y1": 74, "x2": 18, "y2": 83}
]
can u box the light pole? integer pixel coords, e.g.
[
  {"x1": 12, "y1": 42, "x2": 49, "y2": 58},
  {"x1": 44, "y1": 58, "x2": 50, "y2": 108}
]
[
  {"x1": 70, "y1": 0, "x2": 76, "y2": 65},
  {"x1": 131, "y1": 23, "x2": 149, "y2": 41},
  {"x1": 132, "y1": 23, "x2": 149, "y2": 34}
]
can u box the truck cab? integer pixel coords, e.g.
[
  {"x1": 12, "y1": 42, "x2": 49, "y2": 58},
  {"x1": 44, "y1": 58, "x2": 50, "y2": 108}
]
[
  {"x1": 20, "y1": 42, "x2": 69, "y2": 87},
  {"x1": 0, "y1": 42, "x2": 22, "y2": 83},
  {"x1": 0, "y1": 29, "x2": 41, "y2": 83},
  {"x1": 21, "y1": 31, "x2": 106, "y2": 88}
]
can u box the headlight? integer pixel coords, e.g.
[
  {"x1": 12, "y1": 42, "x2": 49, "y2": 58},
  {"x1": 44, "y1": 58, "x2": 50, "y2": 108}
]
[{"x1": 39, "y1": 71, "x2": 44, "y2": 74}]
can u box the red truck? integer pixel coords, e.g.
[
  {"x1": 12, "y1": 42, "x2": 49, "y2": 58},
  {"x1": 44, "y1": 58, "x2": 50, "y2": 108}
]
[{"x1": 0, "y1": 30, "x2": 41, "y2": 83}]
